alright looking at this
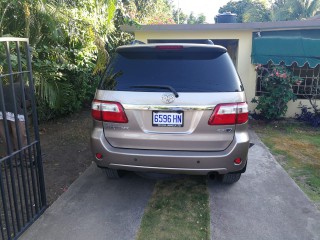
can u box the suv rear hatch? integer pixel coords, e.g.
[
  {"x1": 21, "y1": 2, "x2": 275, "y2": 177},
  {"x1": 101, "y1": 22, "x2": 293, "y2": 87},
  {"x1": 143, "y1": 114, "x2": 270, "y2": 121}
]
[{"x1": 93, "y1": 44, "x2": 247, "y2": 151}]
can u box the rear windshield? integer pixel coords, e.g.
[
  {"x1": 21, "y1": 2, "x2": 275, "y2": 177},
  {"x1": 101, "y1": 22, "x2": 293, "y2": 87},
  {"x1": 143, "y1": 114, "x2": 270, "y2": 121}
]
[{"x1": 99, "y1": 49, "x2": 243, "y2": 92}]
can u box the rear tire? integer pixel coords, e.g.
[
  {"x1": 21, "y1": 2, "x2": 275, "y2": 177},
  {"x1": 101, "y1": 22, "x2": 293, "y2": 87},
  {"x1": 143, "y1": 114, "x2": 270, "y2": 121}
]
[
  {"x1": 221, "y1": 173, "x2": 241, "y2": 184},
  {"x1": 105, "y1": 168, "x2": 121, "y2": 179}
]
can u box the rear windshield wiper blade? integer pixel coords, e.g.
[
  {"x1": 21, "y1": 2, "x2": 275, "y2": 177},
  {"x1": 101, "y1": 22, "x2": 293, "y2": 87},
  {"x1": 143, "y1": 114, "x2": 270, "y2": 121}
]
[{"x1": 130, "y1": 85, "x2": 179, "y2": 98}]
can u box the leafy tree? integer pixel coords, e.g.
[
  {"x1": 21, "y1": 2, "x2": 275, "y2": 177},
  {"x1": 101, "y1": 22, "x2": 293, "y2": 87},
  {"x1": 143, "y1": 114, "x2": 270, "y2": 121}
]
[
  {"x1": 187, "y1": 12, "x2": 206, "y2": 24},
  {"x1": 270, "y1": 0, "x2": 290, "y2": 20},
  {"x1": 0, "y1": 0, "x2": 62, "y2": 45},
  {"x1": 219, "y1": 0, "x2": 271, "y2": 22},
  {"x1": 0, "y1": 0, "x2": 178, "y2": 120},
  {"x1": 125, "y1": 0, "x2": 175, "y2": 24},
  {"x1": 173, "y1": 8, "x2": 188, "y2": 24},
  {"x1": 106, "y1": 1, "x2": 135, "y2": 55},
  {"x1": 173, "y1": 10, "x2": 206, "y2": 24},
  {"x1": 0, "y1": 0, "x2": 117, "y2": 120},
  {"x1": 196, "y1": 13, "x2": 206, "y2": 24}
]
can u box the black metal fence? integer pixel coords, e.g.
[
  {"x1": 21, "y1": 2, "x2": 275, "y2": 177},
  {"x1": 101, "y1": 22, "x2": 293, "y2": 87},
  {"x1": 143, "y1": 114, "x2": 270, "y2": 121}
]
[{"x1": 0, "y1": 38, "x2": 46, "y2": 240}]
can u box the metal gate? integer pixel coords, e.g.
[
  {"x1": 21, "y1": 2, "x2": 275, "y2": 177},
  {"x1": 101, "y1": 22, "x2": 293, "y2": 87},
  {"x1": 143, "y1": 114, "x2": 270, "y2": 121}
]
[{"x1": 0, "y1": 38, "x2": 46, "y2": 240}]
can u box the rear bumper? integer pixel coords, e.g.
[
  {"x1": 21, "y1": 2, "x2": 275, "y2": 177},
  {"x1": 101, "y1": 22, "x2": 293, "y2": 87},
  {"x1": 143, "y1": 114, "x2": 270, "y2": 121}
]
[{"x1": 90, "y1": 125, "x2": 249, "y2": 175}]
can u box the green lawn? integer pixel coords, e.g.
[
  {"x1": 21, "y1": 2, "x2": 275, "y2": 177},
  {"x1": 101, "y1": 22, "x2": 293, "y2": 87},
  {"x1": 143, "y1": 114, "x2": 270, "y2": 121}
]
[
  {"x1": 136, "y1": 176, "x2": 210, "y2": 240},
  {"x1": 251, "y1": 120, "x2": 320, "y2": 209}
]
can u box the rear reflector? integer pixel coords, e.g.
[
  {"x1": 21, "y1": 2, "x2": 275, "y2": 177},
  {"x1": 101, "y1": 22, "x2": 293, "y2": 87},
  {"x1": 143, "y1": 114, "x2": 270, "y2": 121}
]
[
  {"x1": 208, "y1": 102, "x2": 248, "y2": 125},
  {"x1": 155, "y1": 45, "x2": 183, "y2": 50},
  {"x1": 91, "y1": 100, "x2": 128, "y2": 123},
  {"x1": 234, "y1": 158, "x2": 242, "y2": 165},
  {"x1": 95, "y1": 153, "x2": 103, "y2": 160}
]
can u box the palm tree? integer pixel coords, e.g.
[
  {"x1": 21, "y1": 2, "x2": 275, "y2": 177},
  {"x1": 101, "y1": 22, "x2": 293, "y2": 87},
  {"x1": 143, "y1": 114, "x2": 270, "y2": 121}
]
[
  {"x1": 291, "y1": 0, "x2": 320, "y2": 19},
  {"x1": 1, "y1": 0, "x2": 117, "y2": 115},
  {"x1": 272, "y1": 0, "x2": 320, "y2": 20}
]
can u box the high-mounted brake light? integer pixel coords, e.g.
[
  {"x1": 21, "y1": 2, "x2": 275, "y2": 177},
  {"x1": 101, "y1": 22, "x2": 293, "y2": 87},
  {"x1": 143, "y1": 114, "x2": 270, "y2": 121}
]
[
  {"x1": 208, "y1": 102, "x2": 248, "y2": 125},
  {"x1": 155, "y1": 45, "x2": 184, "y2": 50},
  {"x1": 91, "y1": 100, "x2": 128, "y2": 123}
]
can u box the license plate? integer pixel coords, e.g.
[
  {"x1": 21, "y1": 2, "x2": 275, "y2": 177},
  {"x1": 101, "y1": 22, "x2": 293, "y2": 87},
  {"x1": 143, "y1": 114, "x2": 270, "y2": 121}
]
[{"x1": 152, "y1": 111, "x2": 184, "y2": 127}]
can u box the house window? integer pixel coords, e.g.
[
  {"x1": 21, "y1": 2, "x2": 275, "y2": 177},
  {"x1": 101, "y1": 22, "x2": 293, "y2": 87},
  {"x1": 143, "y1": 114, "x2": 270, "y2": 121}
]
[{"x1": 255, "y1": 62, "x2": 320, "y2": 99}]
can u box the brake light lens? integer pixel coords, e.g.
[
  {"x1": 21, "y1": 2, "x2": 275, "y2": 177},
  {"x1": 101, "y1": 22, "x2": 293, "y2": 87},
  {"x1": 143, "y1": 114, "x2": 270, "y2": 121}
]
[
  {"x1": 91, "y1": 100, "x2": 128, "y2": 123},
  {"x1": 208, "y1": 102, "x2": 248, "y2": 125},
  {"x1": 155, "y1": 45, "x2": 184, "y2": 50}
]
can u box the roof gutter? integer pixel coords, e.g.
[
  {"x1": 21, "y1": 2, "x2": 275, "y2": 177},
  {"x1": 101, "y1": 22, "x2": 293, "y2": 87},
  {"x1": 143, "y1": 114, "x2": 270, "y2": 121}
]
[{"x1": 121, "y1": 20, "x2": 320, "y2": 33}]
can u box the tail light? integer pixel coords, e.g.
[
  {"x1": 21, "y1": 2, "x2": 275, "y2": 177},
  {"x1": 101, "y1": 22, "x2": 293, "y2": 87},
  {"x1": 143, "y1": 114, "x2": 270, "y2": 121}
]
[
  {"x1": 208, "y1": 102, "x2": 248, "y2": 125},
  {"x1": 91, "y1": 100, "x2": 128, "y2": 123}
]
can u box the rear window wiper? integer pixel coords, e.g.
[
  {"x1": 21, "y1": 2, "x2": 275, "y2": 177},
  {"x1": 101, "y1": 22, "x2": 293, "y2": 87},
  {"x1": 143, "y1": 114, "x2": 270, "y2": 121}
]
[{"x1": 130, "y1": 85, "x2": 179, "y2": 98}]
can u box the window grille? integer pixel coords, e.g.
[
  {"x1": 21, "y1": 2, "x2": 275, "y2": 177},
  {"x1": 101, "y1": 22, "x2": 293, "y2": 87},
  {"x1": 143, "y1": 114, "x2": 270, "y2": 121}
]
[{"x1": 255, "y1": 62, "x2": 320, "y2": 99}]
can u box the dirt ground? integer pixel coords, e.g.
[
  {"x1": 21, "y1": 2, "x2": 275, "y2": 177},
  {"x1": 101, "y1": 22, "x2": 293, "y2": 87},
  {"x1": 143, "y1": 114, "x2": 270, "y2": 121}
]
[{"x1": 39, "y1": 109, "x2": 93, "y2": 205}]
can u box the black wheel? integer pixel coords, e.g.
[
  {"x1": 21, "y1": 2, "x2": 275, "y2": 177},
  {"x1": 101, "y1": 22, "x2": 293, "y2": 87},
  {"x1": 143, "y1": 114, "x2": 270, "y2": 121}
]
[
  {"x1": 221, "y1": 173, "x2": 241, "y2": 184},
  {"x1": 104, "y1": 168, "x2": 121, "y2": 179}
]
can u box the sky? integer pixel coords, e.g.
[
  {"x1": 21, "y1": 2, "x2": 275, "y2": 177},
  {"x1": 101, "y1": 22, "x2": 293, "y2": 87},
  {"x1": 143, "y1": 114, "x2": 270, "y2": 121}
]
[{"x1": 172, "y1": 0, "x2": 235, "y2": 23}]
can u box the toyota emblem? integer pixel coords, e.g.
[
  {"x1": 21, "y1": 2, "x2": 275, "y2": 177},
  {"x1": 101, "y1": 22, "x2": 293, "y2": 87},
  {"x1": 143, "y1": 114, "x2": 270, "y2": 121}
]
[{"x1": 161, "y1": 93, "x2": 175, "y2": 104}]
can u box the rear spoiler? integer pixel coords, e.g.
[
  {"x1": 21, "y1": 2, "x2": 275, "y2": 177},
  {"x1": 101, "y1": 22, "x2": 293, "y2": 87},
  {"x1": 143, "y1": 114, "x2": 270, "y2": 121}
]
[{"x1": 117, "y1": 44, "x2": 227, "y2": 53}]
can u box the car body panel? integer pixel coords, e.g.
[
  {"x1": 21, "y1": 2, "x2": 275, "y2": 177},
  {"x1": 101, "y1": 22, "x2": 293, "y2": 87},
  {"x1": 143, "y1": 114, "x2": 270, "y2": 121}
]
[
  {"x1": 96, "y1": 91, "x2": 246, "y2": 151},
  {"x1": 91, "y1": 43, "x2": 249, "y2": 176},
  {"x1": 91, "y1": 122, "x2": 249, "y2": 175}
]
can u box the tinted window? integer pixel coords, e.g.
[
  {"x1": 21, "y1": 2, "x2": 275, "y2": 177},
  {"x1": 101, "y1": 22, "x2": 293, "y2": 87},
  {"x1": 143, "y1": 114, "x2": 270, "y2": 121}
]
[{"x1": 99, "y1": 49, "x2": 243, "y2": 92}]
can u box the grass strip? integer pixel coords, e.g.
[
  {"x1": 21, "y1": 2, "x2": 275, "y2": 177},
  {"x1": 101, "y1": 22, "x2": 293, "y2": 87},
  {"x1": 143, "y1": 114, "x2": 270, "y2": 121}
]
[{"x1": 136, "y1": 176, "x2": 210, "y2": 240}]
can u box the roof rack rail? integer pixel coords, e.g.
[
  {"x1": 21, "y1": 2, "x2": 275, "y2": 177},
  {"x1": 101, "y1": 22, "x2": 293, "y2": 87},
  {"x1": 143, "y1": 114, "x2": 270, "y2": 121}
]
[{"x1": 130, "y1": 40, "x2": 145, "y2": 45}]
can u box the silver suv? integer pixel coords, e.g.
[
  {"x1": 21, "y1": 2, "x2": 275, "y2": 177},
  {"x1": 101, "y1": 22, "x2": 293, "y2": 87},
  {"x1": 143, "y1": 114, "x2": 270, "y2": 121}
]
[{"x1": 91, "y1": 42, "x2": 249, "y2": 183}]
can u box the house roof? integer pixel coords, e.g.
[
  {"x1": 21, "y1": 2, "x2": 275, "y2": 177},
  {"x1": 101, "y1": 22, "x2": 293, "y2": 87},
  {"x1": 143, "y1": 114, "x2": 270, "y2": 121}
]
[
  {"x1": 308, "y1": 14, "x2": 320, "y2": 20},
  {"x1": 121, "y1": 19, "x2": 320, "y2": 33}
]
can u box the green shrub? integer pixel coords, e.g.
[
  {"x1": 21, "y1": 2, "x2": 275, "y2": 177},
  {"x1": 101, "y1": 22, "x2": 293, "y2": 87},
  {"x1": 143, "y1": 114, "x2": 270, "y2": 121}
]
[{"x1": 252, "y1": 64, "x2": 300, "y2": 120}]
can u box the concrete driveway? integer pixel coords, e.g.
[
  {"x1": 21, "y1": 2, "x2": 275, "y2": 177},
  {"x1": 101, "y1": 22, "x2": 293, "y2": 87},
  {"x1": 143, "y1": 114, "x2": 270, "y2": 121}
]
[
  {"x1": 210, "y1": 131, "x2": 320, "y2": 240},
  {"x1": 20, "y1": 167, "x2": 156, "y2": 240},
  {"x1": 21, "y1": 130, "x2": 320, "y2": 240}
]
